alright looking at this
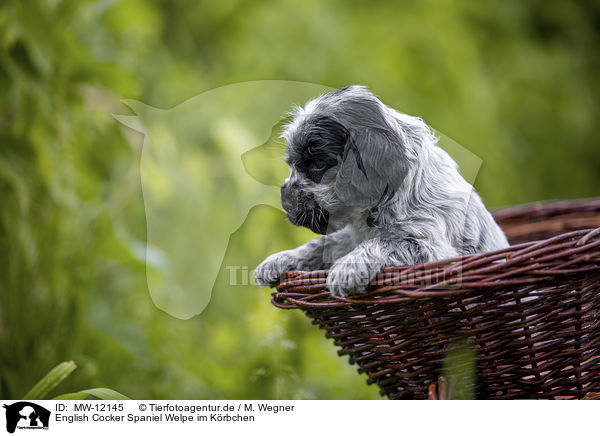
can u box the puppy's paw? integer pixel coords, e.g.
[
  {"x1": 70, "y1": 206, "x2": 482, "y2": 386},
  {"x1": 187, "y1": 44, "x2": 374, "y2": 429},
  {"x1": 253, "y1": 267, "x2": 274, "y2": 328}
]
[
  {"x1": 326, "y1": 258, "x2": 379, "y2": 297},
  {"x1": 254, "y1": 251, "x2": 298, "y2": 287}
]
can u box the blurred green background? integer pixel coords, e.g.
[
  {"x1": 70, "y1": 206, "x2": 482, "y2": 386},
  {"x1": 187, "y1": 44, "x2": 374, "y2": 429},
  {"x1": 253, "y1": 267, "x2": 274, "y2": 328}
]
[{"x1": 1, "y1": 0, "x2": 599, "y2": 399}]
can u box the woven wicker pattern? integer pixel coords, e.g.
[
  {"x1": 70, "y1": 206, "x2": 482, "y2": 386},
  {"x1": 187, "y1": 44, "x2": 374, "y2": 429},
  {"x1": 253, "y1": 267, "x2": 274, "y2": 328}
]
[{"x1": 272, "y1": 198, "x2": 600, "y2": 399}]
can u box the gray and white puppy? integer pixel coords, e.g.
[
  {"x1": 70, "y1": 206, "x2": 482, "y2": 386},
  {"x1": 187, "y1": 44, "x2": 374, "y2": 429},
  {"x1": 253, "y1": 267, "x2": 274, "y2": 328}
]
[{"x1": 255, "y1": 86, "x2": 508, "y2": 296}]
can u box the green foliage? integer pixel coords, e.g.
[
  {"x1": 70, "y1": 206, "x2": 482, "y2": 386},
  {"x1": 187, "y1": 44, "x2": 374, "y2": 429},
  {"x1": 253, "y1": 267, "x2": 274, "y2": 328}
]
[
  {"x1": 1, "y1": 0, "x2": 598, "y2": 399},
  {"x1": 23, "y1": 361, "x2": 77, "y2": 400},
  {"x1": 54, "y1": 388, "x2": 131, "y2": 401},
  {"x1": 21, "y1": 361, "x2": 130, "y2": 400},
  {"x1": 442, "y1": 339, "x2": 477, "y2": 400}
]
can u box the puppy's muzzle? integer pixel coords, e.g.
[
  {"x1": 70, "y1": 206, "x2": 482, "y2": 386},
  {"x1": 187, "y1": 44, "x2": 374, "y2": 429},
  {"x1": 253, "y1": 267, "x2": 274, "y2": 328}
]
[{"x1": 281, "y1": 182, "x2": 329, "y2": 234}]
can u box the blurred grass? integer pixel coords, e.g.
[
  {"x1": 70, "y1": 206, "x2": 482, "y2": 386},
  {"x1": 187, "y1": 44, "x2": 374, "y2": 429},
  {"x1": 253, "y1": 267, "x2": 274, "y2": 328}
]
[
  {"x1": 0, "y1": 0, "x2": 599, "y2": 399},
  {"x1": 21, "y1": 360, "x2": 131, "y2": 400},
  {"x1": 23, "y1": 361, "x2": 77, "y2": 400},
  {"x1": 442, "y1": 338, "x2": 477, "y2": 400}
]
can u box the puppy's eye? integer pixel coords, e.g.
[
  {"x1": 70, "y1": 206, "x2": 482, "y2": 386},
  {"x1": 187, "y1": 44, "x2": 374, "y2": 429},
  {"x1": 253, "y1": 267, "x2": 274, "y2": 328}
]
[{"x1": 312, "y1": 159, "x2": 327, "y2": 170}]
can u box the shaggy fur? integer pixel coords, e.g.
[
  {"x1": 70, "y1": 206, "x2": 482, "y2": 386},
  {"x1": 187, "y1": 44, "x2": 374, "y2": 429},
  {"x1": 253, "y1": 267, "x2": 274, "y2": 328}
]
[{"x1": 255, "y1": 86, "x2": 508, "y2": 296}]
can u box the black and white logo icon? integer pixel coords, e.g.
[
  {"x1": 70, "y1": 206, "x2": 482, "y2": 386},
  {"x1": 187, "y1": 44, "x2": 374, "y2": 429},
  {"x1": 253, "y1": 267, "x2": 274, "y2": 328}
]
[{"x1": 3, "y1": 402, "x2": 50, "y2": 433}]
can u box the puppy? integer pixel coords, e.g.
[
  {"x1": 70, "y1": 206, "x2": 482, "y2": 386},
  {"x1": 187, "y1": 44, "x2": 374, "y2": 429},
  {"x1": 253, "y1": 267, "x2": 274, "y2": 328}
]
[{"x1": 255, "y1": 86, "x2": 509, "y2": 296}]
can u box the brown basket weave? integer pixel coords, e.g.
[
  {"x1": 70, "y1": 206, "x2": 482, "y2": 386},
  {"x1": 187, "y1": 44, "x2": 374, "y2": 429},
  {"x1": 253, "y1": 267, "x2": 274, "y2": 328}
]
[{"x1": 272, "y1": 198, "x2": 600, "y2": 399}]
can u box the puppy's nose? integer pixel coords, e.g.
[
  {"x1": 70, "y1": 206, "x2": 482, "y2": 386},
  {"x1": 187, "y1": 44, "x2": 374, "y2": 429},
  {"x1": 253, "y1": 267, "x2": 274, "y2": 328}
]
[{"x1": 281, "y1": 182, "x2": 297, "y2": 212}]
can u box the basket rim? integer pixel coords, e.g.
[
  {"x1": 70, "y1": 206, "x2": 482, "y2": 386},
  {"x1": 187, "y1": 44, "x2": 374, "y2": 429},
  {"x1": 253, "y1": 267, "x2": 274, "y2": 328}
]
[
  {"x1": 492, "y1": 197, "x2": 600, "y2": 221},
  {"x1": 272, "y1": 198, "x2": 600, "y2": 308}
]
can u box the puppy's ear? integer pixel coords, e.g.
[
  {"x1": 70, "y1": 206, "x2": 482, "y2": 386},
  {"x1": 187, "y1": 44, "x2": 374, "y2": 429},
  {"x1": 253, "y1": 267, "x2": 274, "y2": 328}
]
[{"x1": 334, "y1": 128, "x2": 407, "y2": 207}]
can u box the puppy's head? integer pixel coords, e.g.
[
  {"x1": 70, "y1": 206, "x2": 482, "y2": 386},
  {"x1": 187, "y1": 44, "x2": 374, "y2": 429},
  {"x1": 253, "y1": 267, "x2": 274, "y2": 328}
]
[{"x1": 280, "y1": 86, "x2": 414, "y2": 234}]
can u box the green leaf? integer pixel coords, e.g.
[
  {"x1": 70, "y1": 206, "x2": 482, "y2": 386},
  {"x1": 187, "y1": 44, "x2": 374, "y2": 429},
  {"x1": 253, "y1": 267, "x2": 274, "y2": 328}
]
[
  {"x1": 23, "y1": 361, "x2": 77, "y2": 400},
  {"x1": 53, "y1": 388, "x2": 131, "y2": 400},
  {"x1": 52, "y1": 392, "x2": 91, "y2": 400},
  {"x1": 442, "y1": 338, "x2": 477, "y2": 400}
]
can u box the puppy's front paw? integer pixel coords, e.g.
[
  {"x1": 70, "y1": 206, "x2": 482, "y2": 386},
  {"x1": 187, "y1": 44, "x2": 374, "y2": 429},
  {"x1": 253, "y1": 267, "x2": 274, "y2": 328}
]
[
  {"x1": 326, "y1": 258, "x2": 379, "y2": 297},
  {"x1": 254, "y1": 251, "x2": 298, "y2": 287}
]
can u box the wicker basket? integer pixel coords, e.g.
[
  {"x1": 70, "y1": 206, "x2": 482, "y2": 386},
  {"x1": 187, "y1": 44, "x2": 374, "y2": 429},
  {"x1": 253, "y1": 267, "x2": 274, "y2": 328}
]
[{"x1": 272, "y1": 198, "x2": 600, "y2": 399}]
